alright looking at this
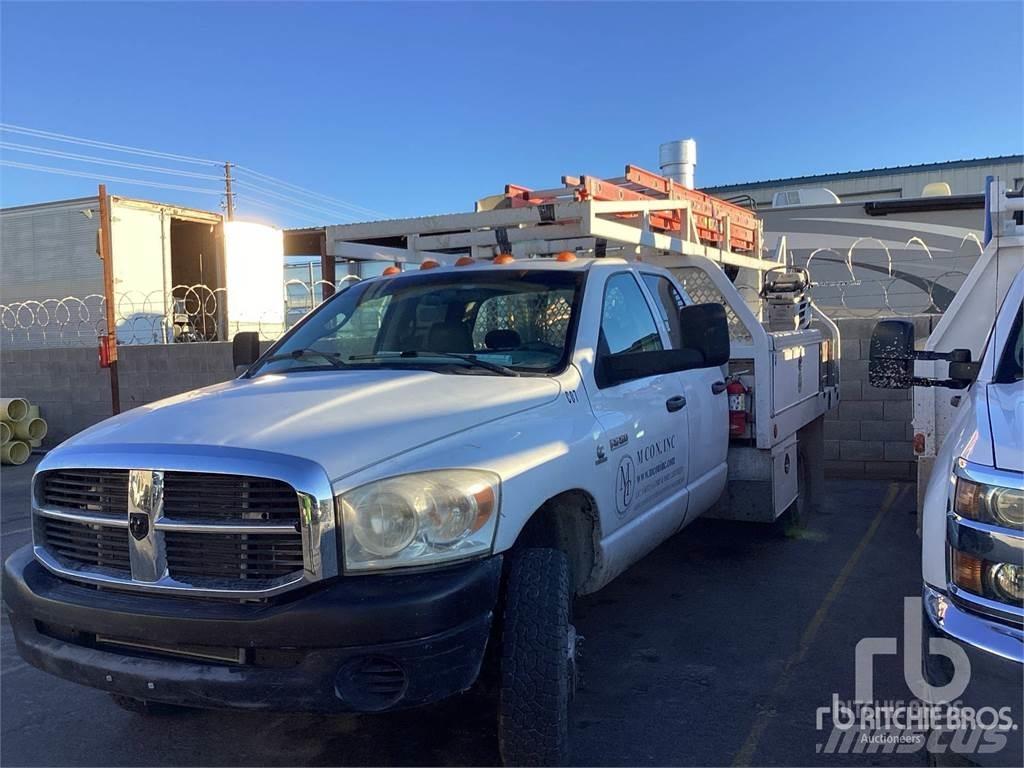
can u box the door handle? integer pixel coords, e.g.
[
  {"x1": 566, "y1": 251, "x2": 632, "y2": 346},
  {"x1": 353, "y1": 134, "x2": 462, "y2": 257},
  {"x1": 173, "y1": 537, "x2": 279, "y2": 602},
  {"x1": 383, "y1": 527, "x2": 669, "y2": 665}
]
[
  {"x1": 711, "y1": 381, "x2": 727, "y2": 395},
  {"x1": 666, "y1": 395, "x2": 686, "y2": 412}
]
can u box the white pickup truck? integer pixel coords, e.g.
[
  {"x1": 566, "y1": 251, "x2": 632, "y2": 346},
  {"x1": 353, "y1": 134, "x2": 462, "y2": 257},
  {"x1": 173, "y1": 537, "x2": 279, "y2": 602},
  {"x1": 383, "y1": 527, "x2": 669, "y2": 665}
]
[
  {"x1": 3, "y1": 176, "x2": 838, "y2": 765},
  {"x1": 869, "y1": 180, "x2": 1022, "y2": 765}
]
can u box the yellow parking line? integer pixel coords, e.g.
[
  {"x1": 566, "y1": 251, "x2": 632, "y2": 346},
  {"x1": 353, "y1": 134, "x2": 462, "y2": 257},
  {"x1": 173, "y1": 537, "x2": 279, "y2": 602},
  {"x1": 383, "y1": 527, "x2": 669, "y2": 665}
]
[{"x1": 731, "y1": 482, "x2": 907, "y2": 766}]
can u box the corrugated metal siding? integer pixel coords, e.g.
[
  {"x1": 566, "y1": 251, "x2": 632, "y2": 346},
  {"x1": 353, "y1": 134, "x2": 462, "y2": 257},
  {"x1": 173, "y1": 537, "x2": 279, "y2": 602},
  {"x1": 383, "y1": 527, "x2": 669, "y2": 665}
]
[
  {"x1": 709, "y1": 159, "x2": 1024, "y2": 208},
  {"x1": 1, "y1": 198, "x2": 103, "y2": 303}
]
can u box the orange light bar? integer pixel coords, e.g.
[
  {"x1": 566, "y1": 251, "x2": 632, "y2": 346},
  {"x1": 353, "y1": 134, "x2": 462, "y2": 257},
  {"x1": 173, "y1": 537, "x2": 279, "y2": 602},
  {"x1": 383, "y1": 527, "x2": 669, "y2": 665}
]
[
  {"x1": 454, "y1": 256, "x2": 476, "y2": 266},
  {"x1": 556, "y1": 251, "x2": 576, "y2": 262},
  {"x1": 420, "y1": 259, "x2": 441, "y2": 270},
  {"x1": 382, "y1": 266, "x2": 401, "y2": 276},
  {"x1": 494, "y1": 254, "x2": 515, "y2": 264}
]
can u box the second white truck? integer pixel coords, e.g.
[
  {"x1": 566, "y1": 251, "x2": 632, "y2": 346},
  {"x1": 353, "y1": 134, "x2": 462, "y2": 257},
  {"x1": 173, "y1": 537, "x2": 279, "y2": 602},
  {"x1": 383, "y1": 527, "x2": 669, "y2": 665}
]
[
  {"x1": 869, "y1": 180, "x2": 1022, "y2": 765},
  {"x1": 3, "y1": 167, "x2": 839, "y2": 765}
]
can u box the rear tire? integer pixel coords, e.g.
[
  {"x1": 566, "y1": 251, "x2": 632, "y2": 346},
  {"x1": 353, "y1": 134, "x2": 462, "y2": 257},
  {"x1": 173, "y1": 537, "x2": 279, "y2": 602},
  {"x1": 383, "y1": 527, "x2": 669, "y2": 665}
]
[
  {"x1": 109, "y1": 693, "x2": 191, "y2": 716},
  {"x1": 497, "y1": 548, "x2": 575, "y2": 766}
]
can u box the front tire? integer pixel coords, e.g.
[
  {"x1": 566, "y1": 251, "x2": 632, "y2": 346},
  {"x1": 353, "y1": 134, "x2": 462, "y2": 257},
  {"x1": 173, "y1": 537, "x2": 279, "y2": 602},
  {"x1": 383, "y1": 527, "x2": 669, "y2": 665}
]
[{"x1": 498, "y1": 548, "x2": 575, "y2": 766}]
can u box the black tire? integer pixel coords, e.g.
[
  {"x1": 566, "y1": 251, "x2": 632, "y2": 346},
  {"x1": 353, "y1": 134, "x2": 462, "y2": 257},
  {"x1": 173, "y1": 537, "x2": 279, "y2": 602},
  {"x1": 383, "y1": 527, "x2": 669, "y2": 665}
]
[
  {"x1": 108, "y1": 693, "x2": 191, "y2": 716},
  {"x1": 498, "y1": 548, "x2": 575, "y2": 767}
]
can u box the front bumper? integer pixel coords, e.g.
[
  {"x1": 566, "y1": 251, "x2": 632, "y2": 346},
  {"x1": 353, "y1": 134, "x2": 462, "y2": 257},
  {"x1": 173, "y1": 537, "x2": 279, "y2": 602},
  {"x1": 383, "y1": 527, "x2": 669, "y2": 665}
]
[
  {"x1": 3, "y1": 545, "x2": 502, "y2": 712},
  {"x1": 922, "y1": 584, "x2": 1023, "y2": 766}
]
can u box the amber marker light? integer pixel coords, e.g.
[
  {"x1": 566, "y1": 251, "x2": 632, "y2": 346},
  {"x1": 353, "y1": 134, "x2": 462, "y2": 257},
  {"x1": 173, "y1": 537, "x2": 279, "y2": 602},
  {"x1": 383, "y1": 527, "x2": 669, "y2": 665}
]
[{"x1": 951, "y1": 550, "x2": 984, "y2": 595}]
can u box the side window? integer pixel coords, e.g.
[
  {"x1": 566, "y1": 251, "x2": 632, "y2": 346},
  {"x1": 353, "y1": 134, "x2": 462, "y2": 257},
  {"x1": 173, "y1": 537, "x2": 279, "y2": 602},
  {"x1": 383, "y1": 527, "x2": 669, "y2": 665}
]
[
  {"x1": 600, "y1": 273, "x2": 664, "y2": 355},
  {"x1": 641, "y1": 273, "x2": 687, "y2": 350}
]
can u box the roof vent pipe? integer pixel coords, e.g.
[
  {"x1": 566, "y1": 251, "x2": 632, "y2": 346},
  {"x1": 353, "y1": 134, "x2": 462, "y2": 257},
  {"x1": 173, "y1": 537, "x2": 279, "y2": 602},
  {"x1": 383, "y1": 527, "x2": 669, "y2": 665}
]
[{"x1": 659, "y1": 139, "x2": 697, "y2": 189}]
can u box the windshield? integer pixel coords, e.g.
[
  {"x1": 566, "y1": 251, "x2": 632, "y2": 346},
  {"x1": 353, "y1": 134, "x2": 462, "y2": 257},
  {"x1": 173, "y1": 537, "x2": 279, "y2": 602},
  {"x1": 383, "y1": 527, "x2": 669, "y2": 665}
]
[{"x1": 251, "y1": 269, "x2": 585, "y2": 377}]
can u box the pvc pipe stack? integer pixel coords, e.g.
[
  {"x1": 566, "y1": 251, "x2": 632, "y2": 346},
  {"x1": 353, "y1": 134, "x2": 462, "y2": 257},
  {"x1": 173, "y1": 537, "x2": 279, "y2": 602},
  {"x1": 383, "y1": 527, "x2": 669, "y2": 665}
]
[
  {"x1": 1, "y1": 441, "x2": 30, "y2": 466},
  {"x1": 1, "y1": 396, "x2": 46, "y2": 465},
  {"x1": 1, "y1": 398, "x2": 29, "y2": 422},
  {"x1": 27, "y1": 405, "x2": 46, "y2": 448}
]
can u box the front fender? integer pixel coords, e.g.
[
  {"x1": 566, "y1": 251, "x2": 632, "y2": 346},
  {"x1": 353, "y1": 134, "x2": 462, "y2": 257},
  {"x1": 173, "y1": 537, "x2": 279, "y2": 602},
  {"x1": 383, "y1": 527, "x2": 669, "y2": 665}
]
[{"x1": 330, "y1": 367, "x2": 607, "y2": 556}]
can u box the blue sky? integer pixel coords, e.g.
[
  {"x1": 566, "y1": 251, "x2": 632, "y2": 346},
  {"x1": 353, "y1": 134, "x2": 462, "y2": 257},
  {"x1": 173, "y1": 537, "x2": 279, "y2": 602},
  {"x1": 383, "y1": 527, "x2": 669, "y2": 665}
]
[{"x1": 1, "y1": 1, "x2": 1022, "y2": 225}]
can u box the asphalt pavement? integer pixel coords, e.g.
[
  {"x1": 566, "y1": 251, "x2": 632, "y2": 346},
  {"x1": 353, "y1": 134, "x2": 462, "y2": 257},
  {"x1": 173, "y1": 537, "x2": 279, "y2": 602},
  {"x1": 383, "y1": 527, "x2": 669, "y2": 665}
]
[{"x1": 1, "y1": 457, "x2": 925, "y2": 766}]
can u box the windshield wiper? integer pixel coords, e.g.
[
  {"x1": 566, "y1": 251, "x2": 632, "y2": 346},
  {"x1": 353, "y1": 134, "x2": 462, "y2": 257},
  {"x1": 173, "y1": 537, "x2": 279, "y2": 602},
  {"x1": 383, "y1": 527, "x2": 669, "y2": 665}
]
[
  {"x1": 261, "y1": 348, "x2": 347, "y2": 370},
  {"x1": 349, "y1": 350, "x2": 519, "y2": 377}
]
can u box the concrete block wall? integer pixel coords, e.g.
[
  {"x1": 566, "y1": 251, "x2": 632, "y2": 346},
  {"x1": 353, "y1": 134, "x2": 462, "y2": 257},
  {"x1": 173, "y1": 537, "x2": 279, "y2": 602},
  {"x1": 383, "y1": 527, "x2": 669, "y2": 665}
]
[
  {"x1": 1, "y1": 343, "x2": 242, "y2": 445},
  {"x1": 825, "y1": 315, "x2": 935, "y2": 480}
]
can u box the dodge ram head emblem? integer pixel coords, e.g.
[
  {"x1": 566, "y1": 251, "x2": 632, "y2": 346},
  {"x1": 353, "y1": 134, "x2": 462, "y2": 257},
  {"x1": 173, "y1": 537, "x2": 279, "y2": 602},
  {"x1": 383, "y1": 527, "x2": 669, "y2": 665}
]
[
  {"x1": 127, "y1": 469, "x2": 164, "y2": 578},
  {"x1": 129, "y1": 512, "x2": 150, "y2": 541}
]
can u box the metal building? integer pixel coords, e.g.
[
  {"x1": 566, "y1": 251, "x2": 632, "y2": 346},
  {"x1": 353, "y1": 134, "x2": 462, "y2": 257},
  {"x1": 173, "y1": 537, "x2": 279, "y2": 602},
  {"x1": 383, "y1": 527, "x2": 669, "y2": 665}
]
[{"x1": 703, "y1": 155, "x2": 1024, "y2": 208}]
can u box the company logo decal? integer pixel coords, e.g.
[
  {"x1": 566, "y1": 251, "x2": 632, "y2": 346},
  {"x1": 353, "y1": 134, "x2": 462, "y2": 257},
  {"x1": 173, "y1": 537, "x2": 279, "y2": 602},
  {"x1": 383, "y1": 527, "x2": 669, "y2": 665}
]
[{"x1": 615, "y1": 455, "x2": 635, "y2": 515}]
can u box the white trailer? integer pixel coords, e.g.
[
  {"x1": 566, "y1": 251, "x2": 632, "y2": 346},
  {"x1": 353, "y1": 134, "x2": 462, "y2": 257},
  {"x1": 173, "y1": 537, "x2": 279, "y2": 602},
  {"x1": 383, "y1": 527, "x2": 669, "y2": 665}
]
[{"x1": 0, "y1": 196, "x2": 285, "y2": 346}]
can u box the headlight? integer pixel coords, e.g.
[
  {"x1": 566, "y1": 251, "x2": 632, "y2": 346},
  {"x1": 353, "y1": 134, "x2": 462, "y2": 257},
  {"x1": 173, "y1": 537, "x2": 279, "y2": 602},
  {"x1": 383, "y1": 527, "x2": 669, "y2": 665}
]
[
  {"x1": 954, "y1": 478, "x2": 1024, "y2": 530},
  {"x1": 950, "y1": 551, "x2": 1024, "y2": 607},
  {"x1": 991, "y1": 563, "x2": 1024, "y2": 603},
  {"x1": 338, "y1": 469, "x2": 499, "y2": 572},
  {"x1": 990, "y1": 487, "x2": 1024, "y2": 527}
]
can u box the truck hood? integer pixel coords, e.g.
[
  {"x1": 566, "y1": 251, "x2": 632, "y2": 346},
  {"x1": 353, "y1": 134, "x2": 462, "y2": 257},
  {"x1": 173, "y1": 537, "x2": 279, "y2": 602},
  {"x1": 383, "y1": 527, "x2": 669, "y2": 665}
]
[
  {"x1": 59, "y1": 370, "x2": 561, "y2": 481},
  {"x1": 987, "y1": 383, "x2": 1024, "y2": 473}
]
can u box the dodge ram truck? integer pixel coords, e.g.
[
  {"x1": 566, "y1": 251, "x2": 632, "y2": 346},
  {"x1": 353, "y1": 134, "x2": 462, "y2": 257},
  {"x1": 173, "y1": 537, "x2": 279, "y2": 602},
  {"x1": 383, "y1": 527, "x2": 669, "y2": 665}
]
[{"x1": 4, "y1": 174, "x2": 839, "y2": 765}]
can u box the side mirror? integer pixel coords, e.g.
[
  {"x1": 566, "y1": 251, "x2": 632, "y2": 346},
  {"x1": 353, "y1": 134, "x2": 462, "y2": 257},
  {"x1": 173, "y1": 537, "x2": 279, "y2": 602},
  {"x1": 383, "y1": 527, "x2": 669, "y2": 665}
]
[
  {"x1": 869, "y1": 319, "x2": 978, "y2": 390},
  {"x1": 869, "y1": 319, "x2": 915, "y2": 389},
  {"x1": 232, "y1": 331, "x2": 261, "y2": 369},
  {"x1": 602, "y1": 348, "x2": 706, "y2": 387},
  {"x1": 678, "y1": 303, "x2": 730, "y2": 368}
]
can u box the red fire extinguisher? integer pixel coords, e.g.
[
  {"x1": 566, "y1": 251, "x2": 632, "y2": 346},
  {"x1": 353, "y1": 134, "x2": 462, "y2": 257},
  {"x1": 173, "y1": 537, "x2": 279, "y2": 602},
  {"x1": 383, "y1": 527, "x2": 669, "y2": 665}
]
[{"x1": 727, "y1": 376, "x2": 748, "y2": 439}]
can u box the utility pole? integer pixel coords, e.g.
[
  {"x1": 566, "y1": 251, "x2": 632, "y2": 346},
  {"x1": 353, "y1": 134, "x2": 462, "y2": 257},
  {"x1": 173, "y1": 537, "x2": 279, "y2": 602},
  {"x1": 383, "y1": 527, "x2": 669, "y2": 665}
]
[
  {"x1": 223, "y1": 161, "x2": 235, "y2": 220},
  {"x1": 97, "y1": 184, "x2": 120, "y2": 414}
]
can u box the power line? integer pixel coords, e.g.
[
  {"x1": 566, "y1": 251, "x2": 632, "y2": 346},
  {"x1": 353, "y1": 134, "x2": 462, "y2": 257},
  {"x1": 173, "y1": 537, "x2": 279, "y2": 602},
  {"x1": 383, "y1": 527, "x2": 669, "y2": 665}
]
[
  {"x1": 234, "y1": 193, "x2": 322, "y2": 224},
  {"x1": 0, "y1": 160, "x2": 223, "y2": 195},
  {"x1": 0, "y1": 123, "x2": 222, "y2": 167},
  {"x1": 0, "y1": 141, "x2": 224, "y2": 180},
  {"x1": 232, "y1": 164, "x2": 387, "y2": 218},
  {"x1": 2, "y1": 123, "x2": 387, "y2": 220},
  {"x1": 232, "y1": 178, "x2": 363, "y2": 222}
]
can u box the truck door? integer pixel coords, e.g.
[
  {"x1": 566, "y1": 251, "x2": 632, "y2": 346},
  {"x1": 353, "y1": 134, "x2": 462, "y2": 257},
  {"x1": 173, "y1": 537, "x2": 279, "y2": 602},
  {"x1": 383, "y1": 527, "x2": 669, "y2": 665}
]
[
  {"x1": 641, "y1": 271, "x2": 729, "y2": 519},
  {"x1": 585, "y1": 271, "x2": 690, "y2": 535}
]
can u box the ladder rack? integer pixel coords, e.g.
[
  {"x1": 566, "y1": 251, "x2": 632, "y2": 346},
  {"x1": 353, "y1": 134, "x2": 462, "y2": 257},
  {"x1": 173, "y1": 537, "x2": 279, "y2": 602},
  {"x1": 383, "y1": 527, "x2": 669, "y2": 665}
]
[
  {"x1": 324, "y1": 165, "x2": 773, "y2": 274},
  {"x1": 496, "y1": 164, "x2": 759, "y2": 254}
]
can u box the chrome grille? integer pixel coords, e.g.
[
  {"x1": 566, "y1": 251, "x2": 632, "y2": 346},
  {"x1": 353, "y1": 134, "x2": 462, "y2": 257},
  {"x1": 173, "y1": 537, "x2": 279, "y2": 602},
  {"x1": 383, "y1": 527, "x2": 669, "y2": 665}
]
[
  {"x1": 41, "y1": 469, "x2": 129, "y2": 515},
  {"x1": 163, "y1": 472, "x2": 299, "y2": 522},
  {"x1": 40, "y1": 517, "x2": 130, "y2": 575},
  {"x1": 35, "y1": 468, "x2": 306, "y2": 594},
  {"x1": 165, "y1": 531, "x2": 304, "y2": 580}
]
